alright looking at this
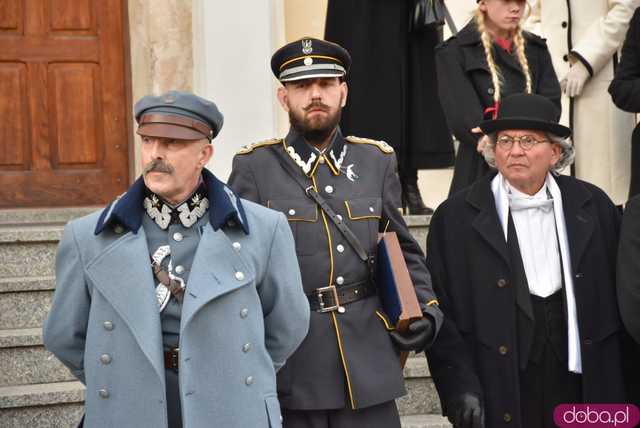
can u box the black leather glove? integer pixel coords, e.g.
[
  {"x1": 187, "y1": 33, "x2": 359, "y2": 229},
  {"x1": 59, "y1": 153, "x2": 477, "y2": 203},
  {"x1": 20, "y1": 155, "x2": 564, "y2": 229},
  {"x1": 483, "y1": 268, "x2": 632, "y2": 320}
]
[
  {"x1": 447, "y1": 393, "x2": 484, "y2": 428},
  {"x1": 389, "y1": 316, "x2": 434, "y2": 352}
]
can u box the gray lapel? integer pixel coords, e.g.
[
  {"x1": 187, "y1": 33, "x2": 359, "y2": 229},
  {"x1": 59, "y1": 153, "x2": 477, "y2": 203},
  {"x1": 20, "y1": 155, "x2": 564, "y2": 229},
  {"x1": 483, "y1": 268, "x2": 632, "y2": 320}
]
[
  {"x1": 181, "y1": 224, "x2": 254, "y2": 331},
  {"x1": 85, "y1": 229, "x2": 165, "y2": 383}
]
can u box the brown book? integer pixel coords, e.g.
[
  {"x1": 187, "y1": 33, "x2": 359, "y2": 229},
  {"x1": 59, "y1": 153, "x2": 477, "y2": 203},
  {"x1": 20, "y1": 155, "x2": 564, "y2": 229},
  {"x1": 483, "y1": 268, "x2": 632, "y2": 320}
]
[{"x1": 377, "y1": 232, "x2": 423, "y2": 368}]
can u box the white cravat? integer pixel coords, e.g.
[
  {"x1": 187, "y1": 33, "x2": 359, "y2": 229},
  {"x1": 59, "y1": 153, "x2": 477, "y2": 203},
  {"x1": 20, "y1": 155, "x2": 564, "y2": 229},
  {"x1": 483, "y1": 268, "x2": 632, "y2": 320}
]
[{"x1": 507, "y1": 182, "x2": 563, "y2": 298}]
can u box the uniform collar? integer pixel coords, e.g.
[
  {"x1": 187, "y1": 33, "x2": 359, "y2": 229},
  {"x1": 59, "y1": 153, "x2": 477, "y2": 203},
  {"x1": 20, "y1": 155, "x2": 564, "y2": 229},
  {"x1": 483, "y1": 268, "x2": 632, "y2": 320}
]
[
  {"x1": 142, "y1": 180, "x2": 209, "y2": 230},
  {"x1": 283, "y1": 127, "x2": 347, "y2": 177},
  {"x1": 94, "y1": 168, "x2": 249, "y2": 235}
]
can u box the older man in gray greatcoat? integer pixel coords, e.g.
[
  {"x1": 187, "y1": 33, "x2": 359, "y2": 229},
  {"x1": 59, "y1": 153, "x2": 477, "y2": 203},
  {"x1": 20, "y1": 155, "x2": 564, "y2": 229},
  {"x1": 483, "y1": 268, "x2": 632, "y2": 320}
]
[{"x1": 43, "y1": 91, "x2": 310, "y2": 428}]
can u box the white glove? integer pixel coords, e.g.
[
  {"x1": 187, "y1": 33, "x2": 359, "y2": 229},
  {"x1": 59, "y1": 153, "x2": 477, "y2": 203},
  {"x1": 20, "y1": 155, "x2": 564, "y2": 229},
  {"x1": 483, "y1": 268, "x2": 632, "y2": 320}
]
[{"x1": 560, "y1": 60, "x2": 590, "y2": 98}]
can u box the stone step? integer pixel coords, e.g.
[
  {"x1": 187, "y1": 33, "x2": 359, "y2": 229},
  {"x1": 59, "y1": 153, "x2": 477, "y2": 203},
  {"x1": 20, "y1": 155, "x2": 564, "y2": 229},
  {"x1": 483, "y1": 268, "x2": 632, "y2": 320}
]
[
  {"x1": 0, "y1": 381, "x2": 84, "y2": 428},
  {"x1": 0, "y1": 277, "x2": 55, "y2": 330},
  {"x1": 0, "y1": 207, "x2": 97, "y2": 227},
  {"x1": 0, "y1": 328, "x2": 74, "y2": 387},
  {"x1": 405, "y1": 215, "x2": 430, "y2": 255},
  {"x1": 401, "y1": 414, "x2": 452, "y2": 428},
  {"x1": 398, "y1": 355, "x2": 442, "y2": 416}
]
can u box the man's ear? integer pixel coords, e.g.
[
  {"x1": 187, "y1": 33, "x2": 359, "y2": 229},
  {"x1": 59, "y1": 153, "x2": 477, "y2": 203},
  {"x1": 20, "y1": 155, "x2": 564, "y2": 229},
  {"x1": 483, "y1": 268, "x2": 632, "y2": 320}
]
[
  {"x1": 339, "y1": 81, "x2": 348, "y2": 108},
  {"x1": 277, "y1": 86, "x2": 290, "y2": 112},
  {"x1": 199, "y1": 142, "x2": 214, "y2": 167}
]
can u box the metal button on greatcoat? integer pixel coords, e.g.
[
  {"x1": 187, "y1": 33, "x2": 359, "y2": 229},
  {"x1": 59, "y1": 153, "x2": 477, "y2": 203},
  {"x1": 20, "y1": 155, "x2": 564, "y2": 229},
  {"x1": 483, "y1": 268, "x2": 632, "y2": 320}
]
[
  {"x1": 245, "y1": 376, "x2": 254, "y2": 386},
  {"x1": 499, "y1": 345, "x2": 508, "y2": 355},
  {"x1": 497, "y1": 279, "x2": 507, "y2": 288},
  {"x1": 242, "y1": 343, "x2": 251, "y2": 353},
  {"x1": 100, "y1": 354, "x2": 112, "y2": 364},
  {"x1": 368, "y1": 206, "x2": 374, "y2": 213},
  {"x1": 103, "y1": 321, "x2": 114, "y2": 331},
  {"x1": 235, "y1": 271, "x2": 245, "y2": 281},
  {"x1": 324, "y1": 185, "x2": 334, "y2": 194},
  {"x1": 336, "y1": 276, "x2": 344, "y2": 285},
  {"x1": 336, "y1": 214, "x2": 343, "y2": 222},
  {"x1": 232, "y1": 242, "x2": 241, "y2": 251},
  {"x1": 288, "y1": 209, "x2": 296, "y2": 216},
  {"x1": 175, "y1": 265, "x2": 185, "y2": 274},
  {"x1": 336, "y1": 244, "x2": 345, "y2": 253},
  {"x1": 504, "y1": 413, "x2": 512, "y2": 423},
  {"x1": 240, "y1": 308, "x2": 249, "y2": 318},
  {"x1": 98, "y1": 389, "x2": 110, "y2": 399},
  {"x1": 173, "y1": 232, "x2": 183, "y2": 242},
  {"x1": 113, "y1": 225, "x2": 124, "y2": 234}
]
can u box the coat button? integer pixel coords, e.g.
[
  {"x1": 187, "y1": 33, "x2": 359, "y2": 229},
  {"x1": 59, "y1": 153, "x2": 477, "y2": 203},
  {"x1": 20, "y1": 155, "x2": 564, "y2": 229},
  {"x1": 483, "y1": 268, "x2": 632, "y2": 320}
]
[
  {"x1": 240, "y1": 308, "x2": 249, "y2": 318},
  {"x1": 98, "y1": 389, "x2": 110, "y2": 399},
  {"x1": 173, "y1": 232, "x2": 183, "y2": 242},
  {"x1": 103, "y1": 321, "x2": 114, "y2": 331},
  {"x1": 232, "y1": 242, "x2": 241, "y2": 251},
  {"x1": 336, "y1": 276, "x2": 344, "y2": 285},
  {"x1": 497, "y1": 279, "x2": 508, "y2": 288},
  {"x1": 318, "y1": 156, "x2": 326, "y2": 164},
  {"x1": 368, "y1": 206, "x2": 375, "y2": 213},
  {"x1": 242, "y1": 343, "x2": 251, "y2": 353},
  {"x1": 563, "y1": 54, "x2": 569, "y2": 62},
  {"x1": 583, "y1": 338, "x2": 593, "y2": 345},
  {"x1": 175, "y1": 265, "x2": 185, "y2": 274},
  {"x1": 499, "y1": 345, "x2": 508, "y2": 355},
  {"x1": 245, "y1": 376, "x2": 254, "y2": 386},
  {"x1": 561, "y1": 21, "x2": 568, "y2": 28},
  {"x1": 324, "y1": 185, "x2": 334, "y2": 194},
  {"x1": 487, "y1": 87, "x2": 494, "y2": 95},
  {"x1": 336, "y1": 244, "x2": 345, "y2": 253},
  {"x1": 227, "y1": 220, "x2": 236, "y2": 227},
  {"x1": 288, "y1": 209, "x2": 296, "y2": 216},
  {"x1": 575, "y1": 272, "x2": 583, "y2": 278},
  {"x1": 504, "y1": 413, "x2": 512, "y2": 423},
  {"x1": 113, "y1": 225, "x2": 124, "y2": 234},
  {"x1": 336, "y1": 214, "x2": 343, "y2": 222},
  {"x1": 235, "y1": 271, "x2": 245, "y2": 281},
  {"x1": 100, "y1": 354, "x2": 112, "y2": 364}
]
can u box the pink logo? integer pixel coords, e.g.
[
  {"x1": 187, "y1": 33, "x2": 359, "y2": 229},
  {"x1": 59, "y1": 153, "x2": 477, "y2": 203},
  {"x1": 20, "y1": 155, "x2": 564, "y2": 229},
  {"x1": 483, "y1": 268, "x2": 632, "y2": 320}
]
[{"x1": 554, "y1": 404, "x2": 640, "y2": 427}]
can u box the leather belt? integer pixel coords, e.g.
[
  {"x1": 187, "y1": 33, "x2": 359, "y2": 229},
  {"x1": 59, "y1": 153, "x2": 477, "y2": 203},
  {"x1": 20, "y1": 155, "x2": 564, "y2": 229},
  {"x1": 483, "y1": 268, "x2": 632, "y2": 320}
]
[
  {"x1": 164, "y1": 347, "x2": 179, "y2": 370},
  {"x1": 306, "y1": 281, "x2": 375, "y2": 313}
]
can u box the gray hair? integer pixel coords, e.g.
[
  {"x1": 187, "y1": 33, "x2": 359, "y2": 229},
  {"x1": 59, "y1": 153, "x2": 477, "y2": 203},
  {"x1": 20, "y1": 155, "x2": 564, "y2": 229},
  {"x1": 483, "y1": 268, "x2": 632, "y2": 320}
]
[{"x1": 482, "y1": 132, "x2": 575, "y2": 175}]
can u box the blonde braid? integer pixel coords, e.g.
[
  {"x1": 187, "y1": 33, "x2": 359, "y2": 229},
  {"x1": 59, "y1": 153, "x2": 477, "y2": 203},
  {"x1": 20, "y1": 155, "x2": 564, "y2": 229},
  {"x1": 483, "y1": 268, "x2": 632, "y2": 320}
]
[
  {"x1": 513, "y1": 27, "x2": 533, "y2": 93},
  {"x1": 474, "y1": 9, "x2": 502, "y2": 103}
]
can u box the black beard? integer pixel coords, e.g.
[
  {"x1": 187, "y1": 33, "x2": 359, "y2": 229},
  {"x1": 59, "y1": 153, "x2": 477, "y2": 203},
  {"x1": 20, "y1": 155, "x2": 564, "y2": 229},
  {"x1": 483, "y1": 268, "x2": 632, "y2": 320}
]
[{"x1": 289, "y1": 107, "x2": 342, "y2": 146}]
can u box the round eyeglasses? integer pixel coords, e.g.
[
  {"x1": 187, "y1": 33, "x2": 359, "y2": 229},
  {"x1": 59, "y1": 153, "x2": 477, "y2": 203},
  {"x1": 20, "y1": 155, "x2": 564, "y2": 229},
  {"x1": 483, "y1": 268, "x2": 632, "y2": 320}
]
[{"x1": 496, "y1": 135, "x2": 550, "y2": 151}]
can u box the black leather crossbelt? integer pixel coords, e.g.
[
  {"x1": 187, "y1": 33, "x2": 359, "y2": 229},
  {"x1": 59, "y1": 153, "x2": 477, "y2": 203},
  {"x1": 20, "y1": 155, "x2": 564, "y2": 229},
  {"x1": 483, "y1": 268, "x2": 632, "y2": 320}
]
[{"x1": 306, "y1": 281, "x2": 375, "y2": 312}]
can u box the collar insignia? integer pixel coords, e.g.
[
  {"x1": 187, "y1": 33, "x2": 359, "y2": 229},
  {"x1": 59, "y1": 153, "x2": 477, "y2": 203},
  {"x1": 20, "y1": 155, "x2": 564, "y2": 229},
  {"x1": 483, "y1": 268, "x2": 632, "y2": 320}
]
[{"x1": 143, "y1": 183, "x2": 209, "y2": 230}]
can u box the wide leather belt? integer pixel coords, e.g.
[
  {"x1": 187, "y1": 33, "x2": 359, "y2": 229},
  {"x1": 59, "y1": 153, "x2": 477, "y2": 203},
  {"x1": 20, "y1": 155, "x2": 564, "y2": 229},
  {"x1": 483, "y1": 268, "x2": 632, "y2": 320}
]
[
  {"x1": 306, "y1": 281, "x2": 375, "y2": 313},
  {"x1": 164, "y1": 347, "x2": 179, "y2": 370}
]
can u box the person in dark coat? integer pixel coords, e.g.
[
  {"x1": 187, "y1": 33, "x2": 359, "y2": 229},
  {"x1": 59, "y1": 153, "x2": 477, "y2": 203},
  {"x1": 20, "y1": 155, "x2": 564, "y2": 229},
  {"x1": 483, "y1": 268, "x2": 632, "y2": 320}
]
[
  {"x1": 437, "y1": 0, "x2": 561, "y2": 195},
  {"x1": 228, "y1": 38, "x2": 443, "y2": 428},
  {"x1": 609, "y1": 7, "x2": 640, "y2": 199},
  {"x1": 426, "y1": 93, "x2": 626, "y2": 428},
  {"x1": 324, "y1": 0, "x2": 454, "y2": 214}
]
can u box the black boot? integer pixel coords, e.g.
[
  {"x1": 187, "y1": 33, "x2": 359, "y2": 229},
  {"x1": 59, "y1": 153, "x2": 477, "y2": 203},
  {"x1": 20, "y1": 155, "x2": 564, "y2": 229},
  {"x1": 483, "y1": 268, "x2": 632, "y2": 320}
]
[{"x1": 402, "y1": 179, "x2": 434, "y2": 215}]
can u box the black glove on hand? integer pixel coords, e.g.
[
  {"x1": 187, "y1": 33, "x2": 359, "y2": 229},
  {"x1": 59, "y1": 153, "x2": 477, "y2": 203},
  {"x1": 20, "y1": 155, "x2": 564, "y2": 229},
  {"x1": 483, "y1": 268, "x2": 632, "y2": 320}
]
[
  {"x1": 448, "y1": 393, "x2": 484, "y2": 428},
  {"x1": 389, "y1": 316, "x2": 434, "y2": 352}
]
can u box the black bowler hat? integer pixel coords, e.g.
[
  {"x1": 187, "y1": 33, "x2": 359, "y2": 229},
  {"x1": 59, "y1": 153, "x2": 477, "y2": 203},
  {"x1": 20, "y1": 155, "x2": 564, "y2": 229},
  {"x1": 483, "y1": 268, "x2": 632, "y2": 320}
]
[
  {"x1": 271, "y1": 37, "x2": 351, "y2": 82},
  {"x1": 134, "y1": 90, "x2": 224, "y2": 142},
  {"x1": 479, "y1": 93, "x2": 571, "y2": 138}
]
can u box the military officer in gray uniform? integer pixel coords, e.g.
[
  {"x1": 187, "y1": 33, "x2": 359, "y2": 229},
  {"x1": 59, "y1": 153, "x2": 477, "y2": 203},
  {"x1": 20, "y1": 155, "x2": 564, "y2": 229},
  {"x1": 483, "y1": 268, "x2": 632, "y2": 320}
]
[
  {"x1": 228, "y1": 38, "x2": 444, "y2": 428},
  {"x1": 44, "y1": 91, "x2": 310, "y2": 428}
]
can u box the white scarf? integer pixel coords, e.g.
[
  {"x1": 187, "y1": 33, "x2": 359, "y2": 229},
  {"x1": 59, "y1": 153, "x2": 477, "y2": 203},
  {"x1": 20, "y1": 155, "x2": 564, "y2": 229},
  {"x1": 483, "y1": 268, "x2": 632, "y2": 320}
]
[{"x1": 491, "y1": 172, "x2": 582, "y2": 373}]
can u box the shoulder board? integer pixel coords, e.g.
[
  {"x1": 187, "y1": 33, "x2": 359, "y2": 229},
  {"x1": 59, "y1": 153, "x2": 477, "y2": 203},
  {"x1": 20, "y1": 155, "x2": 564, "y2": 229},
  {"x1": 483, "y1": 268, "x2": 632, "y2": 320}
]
[
  {"x1": 236, "y1": 138, "x2": 282, "y2": 155},
  {"x1": 346, "y1": 136, "x2": 394, "y2": 154}
]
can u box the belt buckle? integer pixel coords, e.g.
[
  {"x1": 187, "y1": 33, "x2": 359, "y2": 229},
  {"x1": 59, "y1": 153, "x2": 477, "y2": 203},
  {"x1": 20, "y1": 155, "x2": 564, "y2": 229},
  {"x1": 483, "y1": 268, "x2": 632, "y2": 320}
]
[
  {"x1": 170, "y1": 347, "x2": 180, "y2": 369},
  {"x1": 315, "y1": 285, "x2": 340, "y2": 313}
]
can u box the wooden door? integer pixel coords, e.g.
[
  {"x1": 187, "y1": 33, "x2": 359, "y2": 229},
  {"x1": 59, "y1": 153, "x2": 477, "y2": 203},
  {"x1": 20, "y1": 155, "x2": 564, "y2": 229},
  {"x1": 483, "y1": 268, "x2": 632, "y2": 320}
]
[{"x1": 0, "y1": 0, "x2": 131, "y2": 207}]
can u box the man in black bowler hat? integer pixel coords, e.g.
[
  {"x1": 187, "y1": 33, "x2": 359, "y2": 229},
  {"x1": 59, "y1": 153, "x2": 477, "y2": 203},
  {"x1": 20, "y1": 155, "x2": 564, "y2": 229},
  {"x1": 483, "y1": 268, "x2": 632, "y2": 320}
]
[
  {"x1": 228, "y1": 37, "x2": 443, "y2": 427},
  {"x1": 425, "y1": 93, "x2": 627, "y2": 428}
]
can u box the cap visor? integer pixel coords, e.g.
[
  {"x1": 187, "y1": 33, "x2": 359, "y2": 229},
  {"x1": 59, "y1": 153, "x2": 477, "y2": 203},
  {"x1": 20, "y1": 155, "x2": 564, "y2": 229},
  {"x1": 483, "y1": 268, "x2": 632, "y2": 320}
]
[
  {"x1": 479, "y1": 118, "x2": 571, "y2": 139},
  {"x1": 137, "y1": 123, "x2": 208, "y2": 141},
  {"x1": 280, "y1": 70, "x2": 344, "y2": 82}
]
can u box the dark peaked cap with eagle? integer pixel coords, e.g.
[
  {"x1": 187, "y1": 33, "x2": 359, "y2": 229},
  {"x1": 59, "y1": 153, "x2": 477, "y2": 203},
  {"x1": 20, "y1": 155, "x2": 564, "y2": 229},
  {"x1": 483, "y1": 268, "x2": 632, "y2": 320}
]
[{"x1": 271, "y1": 37, "x2": 351, "y2": 83}]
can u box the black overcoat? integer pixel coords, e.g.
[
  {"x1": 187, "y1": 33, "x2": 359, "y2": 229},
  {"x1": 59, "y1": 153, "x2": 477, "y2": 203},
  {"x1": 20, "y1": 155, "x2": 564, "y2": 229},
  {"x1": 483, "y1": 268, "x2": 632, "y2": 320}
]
[
  {"x1": 436, "y1": 21, "x2": 561, "y2": 195},
  {"x1": 324, "y1": 0, "x2": 454, "y2": 173},
  {"x1": 426, "y1": 173, "x2": 626, "y2": 427},
  {"x1": 229, "y1": 129, "x2": 443, "y2": 411},
  {"x1": 609, "y1": 8, "x2": 640, "y2": 198}
]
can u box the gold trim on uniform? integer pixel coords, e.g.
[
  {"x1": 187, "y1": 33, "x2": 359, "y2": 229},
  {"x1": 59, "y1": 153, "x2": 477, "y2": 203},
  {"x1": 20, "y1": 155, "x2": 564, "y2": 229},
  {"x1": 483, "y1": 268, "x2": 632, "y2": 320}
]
[
  {"x1": 236, "y1": 138, "x2": 283, "y2": 155},
  {"x1": 345, "y1": 136, "x2": 394, "y2": 153},
  {"x1": 426, "y1": 299, "x2": 439, "y2": 306},
  {"x1": 343, "y1": 201, "x2": 382, "y2": 220},
  {"x1": 375, "y1": 310, "x2": 396, "y2": 331}
]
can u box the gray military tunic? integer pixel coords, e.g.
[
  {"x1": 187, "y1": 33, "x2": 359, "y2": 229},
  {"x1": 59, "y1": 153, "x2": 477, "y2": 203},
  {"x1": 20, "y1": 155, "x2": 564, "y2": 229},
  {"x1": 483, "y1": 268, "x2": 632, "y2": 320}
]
[
  {"x1": 142, "y1": 187, "x2": 210, "y2": 428},
  {"x1": 229, "y1": 128, "x2": 444, "y2": 411}
]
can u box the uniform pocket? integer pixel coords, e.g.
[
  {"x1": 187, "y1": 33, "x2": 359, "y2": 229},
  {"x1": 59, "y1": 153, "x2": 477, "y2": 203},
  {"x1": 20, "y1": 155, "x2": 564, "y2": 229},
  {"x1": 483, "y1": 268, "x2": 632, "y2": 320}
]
[
  {"x1": 344, "y1": 198, "x2": 382, "y2": 220},
  {"x1": 268, "y1": 199, "x2": 319, "y2": 256},
  {"x1": 264, "y1": 394, "x2": 282, "y2": 428}
]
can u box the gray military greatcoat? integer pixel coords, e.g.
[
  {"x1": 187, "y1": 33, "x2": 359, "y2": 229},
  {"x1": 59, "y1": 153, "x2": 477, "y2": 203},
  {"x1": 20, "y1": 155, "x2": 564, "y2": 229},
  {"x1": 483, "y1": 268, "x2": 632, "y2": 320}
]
[
  {"x1": 229, "y1": 128, "x2": 443, "y2": 411},
  {"x1": 43, "y1": 169, "x2": 310, "y2": 428}
]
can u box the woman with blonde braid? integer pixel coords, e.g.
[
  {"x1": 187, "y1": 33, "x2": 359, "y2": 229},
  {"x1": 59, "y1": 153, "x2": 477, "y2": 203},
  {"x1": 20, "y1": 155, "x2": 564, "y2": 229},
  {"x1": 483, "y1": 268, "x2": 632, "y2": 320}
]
[{"x1": 437, "y1": 0, "x2": 561, "y2": 195}]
